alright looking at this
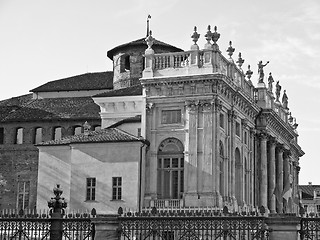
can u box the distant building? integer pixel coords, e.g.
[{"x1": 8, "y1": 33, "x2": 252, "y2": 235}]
[
  {"x1": 299, "y1": 183, "x2": 320, "y2": 215},
  {"x1": 0, "y1": 25, "x2": 304, "y2": 214}
]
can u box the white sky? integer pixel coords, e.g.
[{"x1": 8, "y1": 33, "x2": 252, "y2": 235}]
[{"x1": 0, "y1": 0, "x2": 319, "y2": 185}]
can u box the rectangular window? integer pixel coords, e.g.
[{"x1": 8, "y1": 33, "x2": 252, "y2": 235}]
[
  {"x1": 15, "y1": 128, "x2": 23, "y2": 144},
  {"x1": 34, "y1": 127, "x2": 43, "y2": 144},
  {"x1": 317, "y1": 205, "x2": 320, "y2": 212},
  {"x1": 86, "y1": 178, "x2": 96, "y2": 201},
  {"x1": 235, "y1": 122, "x2": 240, "y2": 137},
  {"x1": 17, "y1": 181, "x2": 30, "y2": 210},
  {"x1": 161, "y1": 109, "x2": 181, "y2": 124},
  {"x1": 244, "y1": 131, "x2": 247, "y2": 144},
  {"x1": 219, "y1": 113, "x2": 224, "y2": 129},
  {"x1": 53, "y1": 127, "x2": 62, "y2": 140},
  {"x1": 0, "y1": 127, "x2": 4, "y2": 144},
  {"x1": 112, "y1": 177, "x2": 122, "y2": 200}
]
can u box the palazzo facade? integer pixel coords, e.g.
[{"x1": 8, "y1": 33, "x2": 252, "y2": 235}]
[{"x1": 137, "y1": 27, "x2": 304, "y2": 213}]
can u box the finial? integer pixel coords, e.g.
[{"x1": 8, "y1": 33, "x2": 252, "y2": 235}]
[
  {"x1": 227, "y1": 41, "x2": 235, "y2": 58},
  {"x1": 48, "y1": 184, "x2": 67, "y2": 215},
  {"x1": 145, "y1": 30, "x2": 154, "y2": 49},
  {"x1": 205, "y1": 25, "x2": 213, "y2": 42},
  {"x1": 191, "y1": 26, "x2": 200, "y2": 45},
  {"x1": 267, "y1": 72, "x2": 274, "y2": 92},
  {"x1": 204, "y1": 25, "x2": 213, "y2": 49},
  {"x1": 146, "y1": 14, "x2": 151, "y2": 37},
  {"x1": 246, "y1": 65, "x2": 253, "y2": 81},
  {"x1": 212, "y1": 26, "x2": 220, "y2": 45},
  {"x1": 83, "y1": 121, "x2": 91, "y2": 135},
  {"x1": 236, "y1": 52, "x2": 244, "y2": 69}
]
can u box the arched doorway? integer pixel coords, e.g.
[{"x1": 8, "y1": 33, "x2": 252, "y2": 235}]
[{"x1": 157, "y1": 138, "x2": 184, "y2": 199}]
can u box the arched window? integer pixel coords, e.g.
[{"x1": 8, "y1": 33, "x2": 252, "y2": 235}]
[
  {"x1": 15, "y1": 127, "x2": 23, "y2": 144},
  {"x1": 34, "y1": 127, "x2": 43, "y2": 144},
  {"x1": 157, "y1": 138, "x2": 184, "y2": 199},
  {"x1": 53, "y1": 127, "x2": 62, "y2": 141},
  {"x1": 219, "y1": 141, "x2": 224, "y2": 196}
]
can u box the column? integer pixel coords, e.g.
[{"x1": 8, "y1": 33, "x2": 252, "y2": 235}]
[
  {"x1": 259, "y1": 131, "x2": 268, "y2": 211},
  {"x1": 283, "y1": 151, "x2": 291, "y2": 213},
  {"x1": 268, "y1": 138, "x2": 276, "y2": 213},
  {"x1": 202, "y1": 101, "x2": 213, "y2": 194},
  {"x1": 276, "y1": 146, "x2": 284, "y2": 213}
]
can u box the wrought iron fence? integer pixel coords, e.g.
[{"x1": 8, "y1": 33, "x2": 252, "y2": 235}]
[
  {"x1": 118, "y1": 206, "x2": 270, "y2": 240},
  {"x1": 300, "y1": 217, "x2": 320, "y2": 240},
  {"x1": 0, "y1": 209, "x2": 95, "y2": 240}
]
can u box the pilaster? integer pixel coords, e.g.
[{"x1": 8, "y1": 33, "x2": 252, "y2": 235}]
[
  {"x1": 184, "y1": 101, "x2": 198, "y2": 205},
  {"x1": 259, "y1": 130, "x2": 268, "y2": 212}
]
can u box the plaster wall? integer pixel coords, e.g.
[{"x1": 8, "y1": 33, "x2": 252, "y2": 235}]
[{"x1": 37, "y1": 142, "x2": 141, "y2": 214}]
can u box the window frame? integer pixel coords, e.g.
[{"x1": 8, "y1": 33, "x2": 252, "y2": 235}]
[
  {"x1": 161, "y1": 109, "x2": 182, "y2": 125},
  {"x1": 15, "y1": 127, "x2": 24, "y2": 144},
  {"x1": 34, "y1": 127, "x2": 43, "y2": 144},
  {"x1": 17, "y1": 181, "x2": 30, "y2": 210},
  {"x1": 86, "y1": 177, "x2": 96, "y2": 201},
  {"x1": 112, "y1": 177, "x2": 122, "y2": 200}
]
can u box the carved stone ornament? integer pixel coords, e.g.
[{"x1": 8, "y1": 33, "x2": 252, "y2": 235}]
[
  {"x1": 185, "y1": 100, "x2": 198, "y2": 112},
  {"x1": 146, "y1": 102, "x2": 154, "y2": 112}
]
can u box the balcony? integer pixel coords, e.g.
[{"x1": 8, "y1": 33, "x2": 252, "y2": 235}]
[{"x1": 149, "y1": 199, "x2": 183, "y2": 209}]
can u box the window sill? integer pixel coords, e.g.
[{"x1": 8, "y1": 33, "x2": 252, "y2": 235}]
[
  {"x1": 110, "y1": 199, "x2": 124, "y2": 202},
  {"x1": 84, "y1": 200, "x2": 98, "y2": 203}
]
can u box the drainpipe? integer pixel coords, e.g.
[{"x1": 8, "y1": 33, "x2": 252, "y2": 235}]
[{"x1": 138, "y1": 138, "x2": 150, "y2": 212}]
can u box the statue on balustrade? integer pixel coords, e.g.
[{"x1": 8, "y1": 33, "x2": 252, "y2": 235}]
[
  {"x1": 275, "y1": 81, "x2": 281, "y2": 102},
  {"x1": 282, "y1": 90, "x2": 288, "y2": 109},
  {"x1": 258, "y1": 60, "x2": 269, "y2": 83},
  {"x1": 268, "y1": 72, "x2": 274, "y2": 92}
]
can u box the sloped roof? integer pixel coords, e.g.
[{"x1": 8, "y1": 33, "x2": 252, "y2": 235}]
[
  {"x1": 0, "y1": 95, "x2": 100, "y2": 122},
  {"x1": 107, "y1": 37, "x2": 183, "y2": 59},
  {"x1": 30, "y1": 72, "x2": 113, "y2": 93},
  {"x1": 94, "y1": 84, "x2": 142, "y2": 98},
  {"x1": 108, "y1": 115, "x2": 141, "y2": 128},
  {"x1": 37, "y1": 128, "x2": 141, "y2": 146},
  {"x1": 299, "y1": 185, "x2": 320, "y2": 200}
]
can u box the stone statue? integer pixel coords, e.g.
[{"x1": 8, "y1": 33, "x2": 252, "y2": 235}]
[
  {"x1": 258, "y1": 60, "x2": 269, "y2": 83},
  {"x1": 267, "y1": 72, "x2": 274, "y2": 92},
  {"x1": 282, "y1": 90, "x2": 288, "y2": 109},
  {"x1": 275, "y1": 81, "x2": 281, "y2": 102}
]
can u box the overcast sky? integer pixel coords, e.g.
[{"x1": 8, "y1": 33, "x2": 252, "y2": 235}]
[{"x1": 0, "y1": 0, "x2": 319, "y2": 185}]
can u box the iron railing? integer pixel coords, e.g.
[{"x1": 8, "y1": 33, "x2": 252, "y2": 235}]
[
  {"x1": 300, "y1": 216, "x2": 320, "y2": 240},
  {"x1": 0, "y1": 209, "x2": 95, "y2": 240},
  {"x1": 118, "y1": 206, "x2": 270, "y2": 240}
]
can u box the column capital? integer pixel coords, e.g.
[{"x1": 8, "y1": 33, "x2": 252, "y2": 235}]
[
  {"x1": 227, "y1": 109, "x2": 237, "y2": 122},
  {"x1": 257, "y1": 130, "x2": 268, "y2": 140},
  {"x1": 268, "y1": 136, "x2": 277, "y2": 145},
  {"x1": 199, "y1": 100, "x2": 213, "y2": 112},
  {"x1": 241, "y1": 118, "x2": 249, "y2": 127},
  {"x1": 185, "y1": 100, "x2": 199, "y2": 113},
  {"x1": 213, "y1": 97, "x2": 223, "y2": 112}
]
